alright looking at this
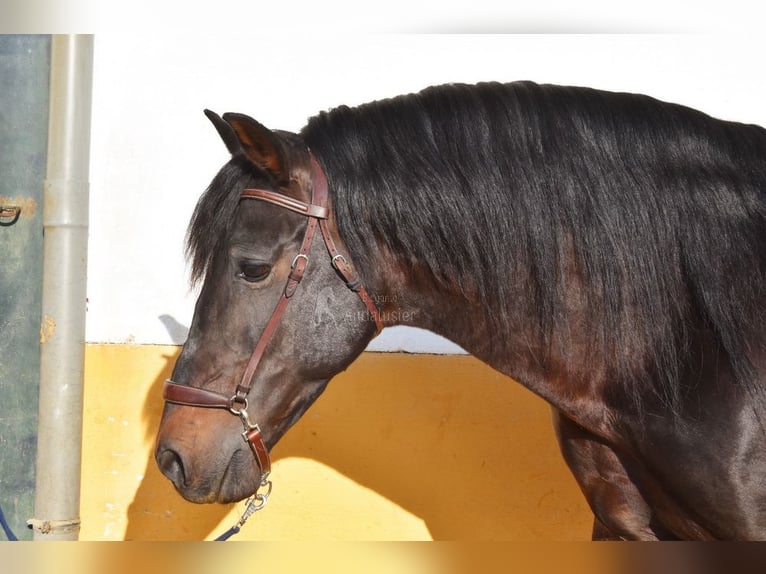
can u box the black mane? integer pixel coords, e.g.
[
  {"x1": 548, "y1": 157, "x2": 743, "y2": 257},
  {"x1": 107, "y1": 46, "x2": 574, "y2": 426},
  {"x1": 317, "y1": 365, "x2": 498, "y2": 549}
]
[{"x1": 301, "y1": 81, "x2": 766, "y2": 408}]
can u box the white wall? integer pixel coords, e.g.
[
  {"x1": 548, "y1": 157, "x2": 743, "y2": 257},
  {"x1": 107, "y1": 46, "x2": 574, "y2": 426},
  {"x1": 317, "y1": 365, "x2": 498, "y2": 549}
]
[{"x1": 86, "y1": 34, "x2": 766, "y2": 351}]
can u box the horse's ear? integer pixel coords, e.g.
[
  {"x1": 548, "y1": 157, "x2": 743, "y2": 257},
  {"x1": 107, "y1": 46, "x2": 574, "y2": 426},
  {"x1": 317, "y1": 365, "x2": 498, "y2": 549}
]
[
  {"x1": 221, "y1": 112, "x2": 288, "y2": 181},
  {"x1": 204, "y1": 109, "x2": 241, "y2": 155}
]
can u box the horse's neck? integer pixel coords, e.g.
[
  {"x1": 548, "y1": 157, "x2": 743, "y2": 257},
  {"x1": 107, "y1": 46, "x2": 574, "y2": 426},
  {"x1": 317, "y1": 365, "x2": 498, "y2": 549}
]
[
  {"x1": 377, "y1": 269, "x2": 519, "y2": 368},
  {"x1": 379, "y1": 272, "x2": 616, "y2": 431}
]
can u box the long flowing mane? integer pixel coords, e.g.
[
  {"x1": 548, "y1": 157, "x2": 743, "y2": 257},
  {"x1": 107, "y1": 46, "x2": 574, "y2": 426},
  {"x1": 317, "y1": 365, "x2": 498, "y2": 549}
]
[{"x1": 302, "y1": 81, "x2": 766, "y2": 409}]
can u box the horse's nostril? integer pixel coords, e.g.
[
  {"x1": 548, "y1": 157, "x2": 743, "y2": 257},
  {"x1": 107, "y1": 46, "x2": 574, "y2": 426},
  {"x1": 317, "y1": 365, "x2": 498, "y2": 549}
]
[{"x1": 156, "y1": 448, "x2": 187, "y2": 489}]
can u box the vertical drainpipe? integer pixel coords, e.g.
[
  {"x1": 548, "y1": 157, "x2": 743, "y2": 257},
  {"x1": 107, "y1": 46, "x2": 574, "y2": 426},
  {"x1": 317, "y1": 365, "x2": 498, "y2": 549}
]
[{"x1": 31, "y1": 35, "x2": 94, "y2": 541}]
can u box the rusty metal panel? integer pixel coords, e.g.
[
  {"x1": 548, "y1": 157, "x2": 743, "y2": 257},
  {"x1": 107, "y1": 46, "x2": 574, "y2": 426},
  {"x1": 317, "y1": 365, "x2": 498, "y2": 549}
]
[{"x1": 0, "y1": 34, "x2": 50, "y2": 540}]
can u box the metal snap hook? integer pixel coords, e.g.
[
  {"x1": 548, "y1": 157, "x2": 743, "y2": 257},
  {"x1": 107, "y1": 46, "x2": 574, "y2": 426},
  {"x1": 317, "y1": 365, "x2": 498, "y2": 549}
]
[
  {"x1": 237, "y1": 408, "x2": 259, "y2": 432},
  {"x1": 0, "y1": 206, "x2": 21, "y2": 227}
]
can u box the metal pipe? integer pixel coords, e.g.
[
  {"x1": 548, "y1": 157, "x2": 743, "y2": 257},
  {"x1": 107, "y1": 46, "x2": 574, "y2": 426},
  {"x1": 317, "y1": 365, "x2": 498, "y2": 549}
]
[{"x1": 31, "y1": 34, "x2": 93, "y2": 541}]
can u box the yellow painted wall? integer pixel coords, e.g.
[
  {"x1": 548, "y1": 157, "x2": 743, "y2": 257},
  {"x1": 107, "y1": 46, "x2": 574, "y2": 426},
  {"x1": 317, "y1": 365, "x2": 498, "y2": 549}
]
[{"x1": 80, "y1": 344, "x2": 593, "y2": 541}]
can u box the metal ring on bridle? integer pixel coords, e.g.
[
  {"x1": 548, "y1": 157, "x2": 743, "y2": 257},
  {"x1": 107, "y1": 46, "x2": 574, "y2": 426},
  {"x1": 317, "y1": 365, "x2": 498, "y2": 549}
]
[
  {"x1": 228, "y1": 395, "x2": 248, "y2": 415},
  {"x1": 258, "y1": 478, "x2": 273, "y2": 498}
]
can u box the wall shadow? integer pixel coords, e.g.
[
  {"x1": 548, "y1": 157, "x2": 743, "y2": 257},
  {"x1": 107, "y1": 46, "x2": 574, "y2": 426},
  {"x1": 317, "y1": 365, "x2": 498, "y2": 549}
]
[
  {"x1": 125, "y1": 349, "x2": 591, "y2": 540},
  {"x1": 272, "y1": 353, "x2": 592, "y2": 540}
]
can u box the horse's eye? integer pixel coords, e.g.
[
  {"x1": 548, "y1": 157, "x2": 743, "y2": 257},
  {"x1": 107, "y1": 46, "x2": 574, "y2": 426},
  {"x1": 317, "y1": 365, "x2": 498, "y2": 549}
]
[{"x1": 237, "y1": 262, "x2": 272, "y2": 283}]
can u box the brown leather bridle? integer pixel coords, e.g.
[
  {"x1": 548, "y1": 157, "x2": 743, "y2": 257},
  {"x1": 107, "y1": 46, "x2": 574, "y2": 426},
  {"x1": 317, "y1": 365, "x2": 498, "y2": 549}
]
[{"x1": 162, "y1": 154, "x2": 383, "y2": 504}]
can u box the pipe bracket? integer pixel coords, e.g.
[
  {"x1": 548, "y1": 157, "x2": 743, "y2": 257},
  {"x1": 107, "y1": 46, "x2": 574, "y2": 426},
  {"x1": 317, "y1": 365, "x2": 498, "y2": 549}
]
[
  {"x1": 27, "y1": 517, "x2": 81, "y2": 535},
  {"x1": 0, "y1": 206, "x2": 21, "y2": 227}
]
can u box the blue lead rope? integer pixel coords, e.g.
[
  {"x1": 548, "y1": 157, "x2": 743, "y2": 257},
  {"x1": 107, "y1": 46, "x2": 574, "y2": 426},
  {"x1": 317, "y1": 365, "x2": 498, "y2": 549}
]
[
  {"x1": 214, "y1": 524, "x2": 241, "y2": 541},
  {"x1": 0, "y1": 503, "x2": 19, "y2": 541},
  {"x1": 213, "y1": 486, "x2": 271, "y2": 541}
]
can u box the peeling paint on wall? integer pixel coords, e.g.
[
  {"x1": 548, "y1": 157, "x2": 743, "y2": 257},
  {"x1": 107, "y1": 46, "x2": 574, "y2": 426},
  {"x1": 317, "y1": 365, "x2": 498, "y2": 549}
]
[{"x1": 39, "y1": 315, "x2": 56, "y2": 344}]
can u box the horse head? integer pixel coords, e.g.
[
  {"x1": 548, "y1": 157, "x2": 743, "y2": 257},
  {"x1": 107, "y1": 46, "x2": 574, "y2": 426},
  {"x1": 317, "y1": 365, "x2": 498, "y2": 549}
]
[{"x1": 155, "y1": 111, "x2": 380, "y2": 503}]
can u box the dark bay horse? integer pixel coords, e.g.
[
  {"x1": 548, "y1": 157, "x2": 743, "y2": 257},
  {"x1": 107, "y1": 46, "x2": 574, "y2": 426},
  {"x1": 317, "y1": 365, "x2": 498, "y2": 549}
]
[{"x1": 155, "y1": 81, "x2": 766, "y2": 540}]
